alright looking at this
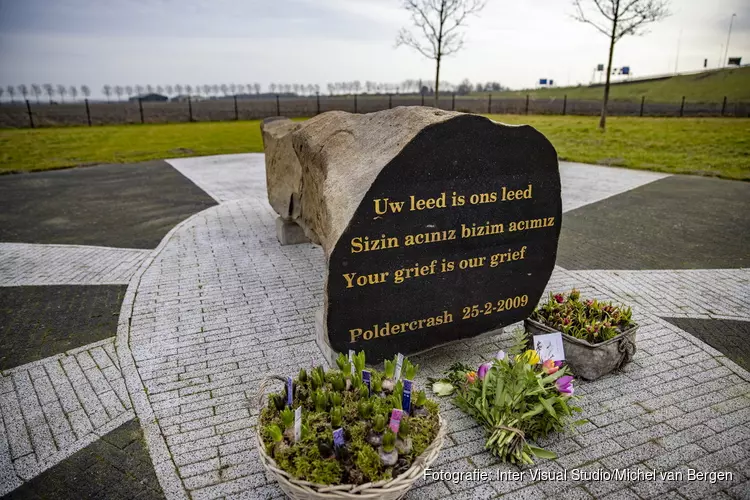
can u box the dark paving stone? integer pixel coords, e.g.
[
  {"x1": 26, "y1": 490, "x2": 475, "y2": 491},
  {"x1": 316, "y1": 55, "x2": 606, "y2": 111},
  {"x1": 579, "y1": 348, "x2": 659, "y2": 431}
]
[
  {"x1": 663, "y1": 317, "x2": 750, "y2": 371},
  {"x1": 0, "y1": 160, "x2": 217, "y2": 249},
  {"x1": 0, "y1": 285, "x2": 125, "y2": 370},
  {"x1": 557, "y1": 175, "x2": 750, "y2": 270},
  {"x1": 1, "y1": 418, "x2": 165, "y2": 500}
]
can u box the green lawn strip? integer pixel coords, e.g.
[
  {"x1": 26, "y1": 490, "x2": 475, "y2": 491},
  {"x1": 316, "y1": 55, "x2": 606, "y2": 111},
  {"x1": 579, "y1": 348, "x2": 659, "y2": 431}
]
[
  {"x1": 487, "y1": 115, "x2": 750, "y2": 181},
  {"x1": 469, "y1": 66, "x2": 750, "y2": 104},
  {"x1": 1, "y1": 116, "x2": 748, "y2": 181}
]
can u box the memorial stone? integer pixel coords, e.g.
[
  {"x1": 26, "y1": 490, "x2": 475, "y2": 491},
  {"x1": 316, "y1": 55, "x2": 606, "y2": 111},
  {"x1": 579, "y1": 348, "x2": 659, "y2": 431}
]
[{"x1": 262, "y1": 107, "x2": 561, "y2": 363}]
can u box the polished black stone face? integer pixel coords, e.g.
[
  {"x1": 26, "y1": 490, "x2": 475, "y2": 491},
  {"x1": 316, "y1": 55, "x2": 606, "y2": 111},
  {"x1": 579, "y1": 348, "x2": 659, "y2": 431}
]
[{"x1": 326, "y1": 114, "x2": 562, "y2": 362}]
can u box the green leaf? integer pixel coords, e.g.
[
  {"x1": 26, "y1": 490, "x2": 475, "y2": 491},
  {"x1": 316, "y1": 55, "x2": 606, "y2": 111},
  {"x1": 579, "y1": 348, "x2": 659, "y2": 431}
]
[
  {"x1": 539, "y1": 397, "x2": 556, "y2": 418},
  {"x1": 573, "y1": 419, "x2": 589, "y2": 426},
  {"x1": 432, "y1": 381, "x2": 455, "y2": 396},
  {"x1": 528, "y1": 445, "x2": 557, "y2": 459}
]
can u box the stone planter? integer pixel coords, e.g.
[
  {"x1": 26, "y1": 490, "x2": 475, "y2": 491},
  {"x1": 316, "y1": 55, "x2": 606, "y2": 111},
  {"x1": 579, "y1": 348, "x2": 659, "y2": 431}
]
[{"x1": 524, "y1": 318, "x2": 638, "y2": 381}]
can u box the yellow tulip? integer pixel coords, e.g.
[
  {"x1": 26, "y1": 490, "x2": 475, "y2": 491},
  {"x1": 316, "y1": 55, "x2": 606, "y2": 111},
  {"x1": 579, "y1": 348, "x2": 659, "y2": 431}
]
[{"x1": 523, "y1": 350, "x2": 540, "y2": 365}]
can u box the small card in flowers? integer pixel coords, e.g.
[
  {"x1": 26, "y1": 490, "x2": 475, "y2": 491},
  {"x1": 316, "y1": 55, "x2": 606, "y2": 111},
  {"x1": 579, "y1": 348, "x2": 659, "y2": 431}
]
[{"x1": 533, "y1": 332, "x2": 565, "y2": 361}]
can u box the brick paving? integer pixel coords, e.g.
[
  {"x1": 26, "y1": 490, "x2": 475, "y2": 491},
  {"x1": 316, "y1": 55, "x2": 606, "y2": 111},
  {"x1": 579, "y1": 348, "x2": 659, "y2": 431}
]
[
  {"x1": 0, "y1": 338, "x2": 134, "y2": 495},
  {"x1": 116, "y1": 191, "x2": 750, "y2": 499},
  {"x1": 2, "y1": 154, "x2": 748, "y2": 499},
  {"x1": 0, "y1": 243, "x2": 149, "y2": 286}
]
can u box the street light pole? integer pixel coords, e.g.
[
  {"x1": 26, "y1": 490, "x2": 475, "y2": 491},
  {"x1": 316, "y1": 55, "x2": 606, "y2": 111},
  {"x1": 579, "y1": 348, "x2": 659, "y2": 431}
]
[{"x1": 723, "y1": 13, "x2": 736, "y2": 67}]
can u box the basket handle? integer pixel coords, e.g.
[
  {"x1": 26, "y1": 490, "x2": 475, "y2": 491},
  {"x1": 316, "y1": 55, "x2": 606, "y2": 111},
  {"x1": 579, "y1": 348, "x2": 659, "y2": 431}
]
[{"x1": 256, "y1": 375, "x2": 288, "y2": 412}]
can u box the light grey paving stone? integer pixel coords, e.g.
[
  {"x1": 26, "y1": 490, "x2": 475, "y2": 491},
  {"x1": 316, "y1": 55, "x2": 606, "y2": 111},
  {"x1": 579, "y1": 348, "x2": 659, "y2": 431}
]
[
  {"x1": 0, "y1": 243, "x2": 149, "y2": 286},
  {"x1": 107, "y1": 156, "x2": 750, "y2": 500}
]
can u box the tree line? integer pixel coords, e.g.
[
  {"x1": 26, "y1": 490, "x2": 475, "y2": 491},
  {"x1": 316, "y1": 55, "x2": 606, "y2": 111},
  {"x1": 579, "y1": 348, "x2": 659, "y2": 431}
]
[{"x1": 0, "y1": 78, "x2": 509, "y2": 104}]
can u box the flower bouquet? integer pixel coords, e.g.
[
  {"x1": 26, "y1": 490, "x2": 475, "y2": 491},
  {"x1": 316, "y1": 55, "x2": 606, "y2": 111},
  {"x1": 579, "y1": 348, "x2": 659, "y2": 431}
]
[
  {"x1": 256, "y1": 351, "x2": 445, "y2": 500},
  {"x1": 527, "y1": 289, "x2": 638, "y2": 380},
  {"x1": 431, "y1": 335, "x2": 582, "y2": 464}
]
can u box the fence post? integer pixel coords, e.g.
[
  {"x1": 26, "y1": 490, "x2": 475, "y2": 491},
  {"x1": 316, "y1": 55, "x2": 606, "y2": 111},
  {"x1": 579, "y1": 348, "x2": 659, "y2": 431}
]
[
  {"x1": 679, "y1": 96, "x2": 685, "y2": 117},
  {"x1": 188, "y1": 96, "x2": 193, "y2": 122},
  {"x1": 276, "y1": 94, "x2": 280, "y2": 116},
  {"x1": 316, "y1": 92, "x2": 320, "y2": 115},
  {"x1": 525, "y1": 94, "x2": 529, "y2": 115},
  {"x1": 721, "y1": 96, "x2": 727, "y2": 116},
  {"x1": 85, "y1": 98, "x2": 92, "y2": 126},
  {"x1": 25, "y1": 100, "x2": 34, "y2": 129},
  {"x1": 562, "y1": 95, "x2": 567, "y2": 115},
  {"x1": 138, "y1": 98, "x2": 144, "y2": 124},
  {"x1": 354, "y1": 94, "x2": 358, "y2": 113},
  {"x1": 233, "y1": 95, "x2": 239, "y2": 121},
  {"x1": 452, "y1": 93, "x2": 455, "y2": 111},
  {"x1": 389, "y1": 94, "x2": 392, "y2": 109},
  {"x1": 488, "y1": 94, "x2": 492, "y2": 114},
  {"x1": 639, "y1": 96, "x2": 645, "y2": 117}
]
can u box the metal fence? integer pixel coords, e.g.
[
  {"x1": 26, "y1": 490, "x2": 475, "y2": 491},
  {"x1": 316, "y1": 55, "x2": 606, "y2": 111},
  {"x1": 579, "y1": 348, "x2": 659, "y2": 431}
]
[{"x1": 1, "y1": 94, "x2": 747, "y2": 129}]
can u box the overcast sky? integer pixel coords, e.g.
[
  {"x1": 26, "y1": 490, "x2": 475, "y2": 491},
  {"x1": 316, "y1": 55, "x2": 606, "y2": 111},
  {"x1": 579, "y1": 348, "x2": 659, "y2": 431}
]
[{"x1": 0, "y1": 0, "x2": 748, "y2": 98}]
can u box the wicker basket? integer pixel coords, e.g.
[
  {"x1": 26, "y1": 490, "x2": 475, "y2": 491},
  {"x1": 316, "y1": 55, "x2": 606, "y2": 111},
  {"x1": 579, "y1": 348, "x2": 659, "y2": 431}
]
[{"x1": 255, "y1": 375, "x2": 446, "y2": 500}]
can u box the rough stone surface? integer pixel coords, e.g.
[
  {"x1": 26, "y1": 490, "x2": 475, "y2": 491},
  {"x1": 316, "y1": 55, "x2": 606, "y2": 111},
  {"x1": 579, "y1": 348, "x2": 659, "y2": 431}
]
[
  {"x1": 275, "y1": 217, "x2": 311, "y2": 246},
  {"x1": 260, "y1": 118, "x2": 304, "y2": 220},
  {"x1": 262, "y1": 107, "x2": 464, "y2": 251}
]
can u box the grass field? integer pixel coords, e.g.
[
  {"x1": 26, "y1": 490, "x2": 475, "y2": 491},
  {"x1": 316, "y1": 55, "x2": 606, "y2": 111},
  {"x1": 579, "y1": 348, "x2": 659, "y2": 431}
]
[
  {"x1": 1, "y1": 115, "x2": 748, "y2": 180},
  {"x1": 472, "y1": 66, "x2": 750, "y2": 104}
]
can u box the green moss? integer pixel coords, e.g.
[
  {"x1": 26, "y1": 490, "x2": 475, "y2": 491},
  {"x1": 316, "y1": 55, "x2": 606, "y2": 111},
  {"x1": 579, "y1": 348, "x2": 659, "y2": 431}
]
[
  {"x1": 353, "y1": 442, "x2": 389, "y2": 482},
  {"x1": 258, "y1": 355, "x2": 440, "y2": 486}
]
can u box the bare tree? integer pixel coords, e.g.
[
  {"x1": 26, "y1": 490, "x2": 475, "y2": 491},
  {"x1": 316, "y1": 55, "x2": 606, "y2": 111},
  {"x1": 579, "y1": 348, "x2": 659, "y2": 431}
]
[
  {"x1": 69, "y1": 86, "x2": 78, "y2": 102},
  {"x1": 56, "y1": 84, "x2": 67, "y2": 102},
  {"x1": 43, "y1": 84, "x2": 54, "y2": 103},
  {"x1": 125, "y1": 85, "x2": 134, "y2": 98},
  {"x1": 573, "y1": 0, "x2": 670, "y2": 130},
  {"x1": 115, "y1": 85, "x2": 124, "y2": 101},
  {"x1": 220, "y1": 83, "x2": 229, "y2": 96},
  {"x1": 211, "y1": 84, "x2": 219, "y2": 96},
  {"x1": 31, "y1": 84, "x2": 42, "y2": 103},
  {"x1": 269, "y1": 83, "x2": 277, "y2": 94},
  {"x1": 236, "y1": 84, "x2": 245, "y2": 95},
  {"x1": 6, "y1": 85, "x2": 15, "y2": 103},
  {"x1": 397, "y1": 0, "x2": 484, "y2": 106},
  {"x1": 81, "y1": 85, "x2": 91, "y2": 100},
  {"x1": 146, "y1": 84, "x2": 154, "y2": 94},
  {"x1": 156, "y1": 85, "x2": 164, "y2": 95},
  {"x1": 135, "y1": 85, "x2": 144, "y2": 96},
  {"x1": 165, "y1": 84, "x2": 173, "y2": 96},
  {"x1": 253, "y1": 83, "x2": 261, "y2": 95},
  {"x1": 102, "y1": 85, "x2": 112, "y2": 103},
  {"x1": 173, "y1": 84, "x2": 182, "y2": 96},
  {"x1": 184, "y1": 84, "x2": 193, "y2": 96},
  {"x1": 229, "y1": 83, "x2": 237, "y2": 95},
  {"x1": 18, "y1": 84, "x2": 29, "y2": 102}
]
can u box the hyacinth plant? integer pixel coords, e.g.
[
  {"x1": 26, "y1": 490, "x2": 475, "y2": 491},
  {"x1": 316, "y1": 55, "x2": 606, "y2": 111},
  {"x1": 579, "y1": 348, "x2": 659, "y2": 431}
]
[
  {"x1": 531, "y1": 288, "x2": 635, "y2": 344},
  {"x1": 430, "y1": 332, "x2": 582, "y2": 464},
  {"x1": 259, "y1": 352, "x2": 440, "y2": 486}
]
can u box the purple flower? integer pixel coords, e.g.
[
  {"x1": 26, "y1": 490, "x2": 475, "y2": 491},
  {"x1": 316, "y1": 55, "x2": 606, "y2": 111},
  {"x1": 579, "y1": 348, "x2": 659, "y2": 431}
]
[
  {"x1": 495, "y1": 350, "x2": 506, "y2": 361},
  {"x1": 477, "y1": 363, "x2": 492, "y2": 380},
  {"x1": 554, "y1": 360, "x2": 563, "y2": 368},
  {"x1": 555, "y1": 375, "x2": 574, "y2": 395}
]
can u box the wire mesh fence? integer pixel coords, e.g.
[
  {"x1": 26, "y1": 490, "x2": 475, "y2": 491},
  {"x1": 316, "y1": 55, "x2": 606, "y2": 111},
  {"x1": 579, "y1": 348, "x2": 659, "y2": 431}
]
[{"x1": 1, "y1": 93, "x2": 747, "y2": 129}]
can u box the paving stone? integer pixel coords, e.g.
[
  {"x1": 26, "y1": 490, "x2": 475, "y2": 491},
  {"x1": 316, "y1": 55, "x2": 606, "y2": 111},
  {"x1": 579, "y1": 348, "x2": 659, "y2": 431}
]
[{"x1": 1, "y1": 418, "x2": 162, "y2": 499}]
